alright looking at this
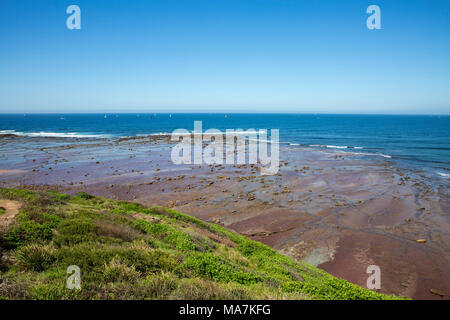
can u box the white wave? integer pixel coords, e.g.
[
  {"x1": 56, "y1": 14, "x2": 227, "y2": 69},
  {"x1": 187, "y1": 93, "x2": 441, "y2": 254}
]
[
  {"x1": 309, "y1": 144, "x2": 365, "y2": 150},
  {"x1": 378, "y1": 153, "x2": 392, "y2": 158},
  {"x1": 309, "y1": 144, "x2": 348, "y2": 149},
  {"x1": 147, "y1": 132, "x2": 171, "y2": 136},
  {"x1": 438, "y1": 172, "x2": 450, "y2": 178},
  {"x1": 163, "y1": 131, "x2": 251, "y2": 136},
  {"x1": 289, "y1": 143, "x2": 300, "y2": 146},
  {"x1": 0, "y1": 130, "x2": 108, "y2": 138},
  {"x1": 346, "y1": 151, "x2": 392, "y2": 158},
  {"x1": 248, "y1": 138, "x2": 281, "y2": 144}
]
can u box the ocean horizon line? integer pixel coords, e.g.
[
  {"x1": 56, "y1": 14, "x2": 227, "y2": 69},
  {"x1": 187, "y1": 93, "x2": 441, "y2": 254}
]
[{"x1": 0, "y1": 112, "x2": 449, "y2": 116}]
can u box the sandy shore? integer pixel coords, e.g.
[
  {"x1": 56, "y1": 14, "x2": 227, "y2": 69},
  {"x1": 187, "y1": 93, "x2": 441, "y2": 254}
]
[
  {"x1": 0, "y1": 134, "x2": 448, "y2": 299},
  {"x1": 0, "y1": 169, "x2": 27, "y2": 175}
]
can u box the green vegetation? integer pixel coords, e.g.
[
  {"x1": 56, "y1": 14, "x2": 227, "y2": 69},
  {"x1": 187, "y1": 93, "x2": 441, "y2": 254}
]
[
  {"x1": 0, "y1": 188, "x2": 406, "y2": 300},
  {"x1": 0, "y1": 207, "x2": 5, "y2": 215}
]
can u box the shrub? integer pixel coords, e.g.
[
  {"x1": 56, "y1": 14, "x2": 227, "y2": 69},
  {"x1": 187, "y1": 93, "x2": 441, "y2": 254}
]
[
  {"x1": 88, "y1": 272, "x2": 179, "y2": 300},
  {"x1": 116, "y1": 243, "x2": 180, "y2": 273},
  {"x1": 17, "y1": 209, "x2": 60, "y2": 226},
  {"x1": 184, "y1": 252, "x2": 261, "y2": 285},
  {"x1": 280, "y1": 279, "x2": 399, "y2": 300},
  {"x1": 53, "y1": 218, "x2": 98, "y2": 246},
  {"x1": 133, "y1": 219, "x2": 197, "y2": 251},
  {"x1": 53, "y1": 243, "x2": 113, "y2": 277},
  {"x1": 237, "y1": 240, "x2": 275, "y2": 258},
  {"x1": 15, "y1": 244, "x2": 56, "y2": 271},
  {"x1": 30, "y1": 283, "x2": 66, "y2": 300},
  {"x1": 142, "y1": 272, "x2": 179, "y2": 299},
  {"x1": 0, "y1": 188, "x2": 37, "y2": 202},
  {"x1": 0, "y1": 278, "x2": 32, "y2": 300},
  {"x1": 103, "y1": 256, "x2": 141, "y2": 283},
  {"x1": 55, "y1": 193, "x2": 70, "y2": 201},
  {"x1": 58, "y1": 218, "x2": 98, "y2": 235},
  {"x1": 117, "y1": 201, "x2": 143, "y2": 212},
  {"x1": 53, "y1": 242, "x2": 180, "y2": 281},
  {"x1": 96, "y1": 220, "x2": 139, "y2": 242},
  {"x1": 170, "y1": 278, "x2": 252, "y2": 300},
  {"x1": 75, "y1": 192, "x2": 95, "y2": 200},
  {"x1": 6, "y1": 220, "x2": 54, "y2": 248}
]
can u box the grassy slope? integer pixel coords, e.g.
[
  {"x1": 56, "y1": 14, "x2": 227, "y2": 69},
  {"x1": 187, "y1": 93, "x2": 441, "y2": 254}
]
[{"x1": 0, "y1": 188, "x2": 404, "y2": 300}]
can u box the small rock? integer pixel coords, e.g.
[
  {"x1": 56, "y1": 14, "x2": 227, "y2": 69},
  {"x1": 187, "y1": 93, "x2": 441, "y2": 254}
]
[{"x1": 430, "y1": 289, "x2": 445, "y2": 297}]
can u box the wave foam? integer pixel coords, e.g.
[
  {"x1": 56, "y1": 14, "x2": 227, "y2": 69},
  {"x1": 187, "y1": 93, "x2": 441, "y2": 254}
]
[
  {"x1": 346, "y1": 151, "x2": 392, "y2": 158},
  {"x1": 0, "y1": 130, "x2": 108, "y2": 138}
]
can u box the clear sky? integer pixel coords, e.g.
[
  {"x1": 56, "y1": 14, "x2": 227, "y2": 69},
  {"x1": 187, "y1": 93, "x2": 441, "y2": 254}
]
[{"x1": 0, "y1": 0, "x2": 449, "y2": 114}]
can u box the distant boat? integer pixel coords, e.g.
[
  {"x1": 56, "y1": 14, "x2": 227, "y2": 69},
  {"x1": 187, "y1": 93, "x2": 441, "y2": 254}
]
[
  {"x1": 60, "y1": 117, "x2": 65, "y2": 120},
  {"x1": 104, "y1": 114, "x2": 107, "y2": 118},
  {"x1": 169, "y1": 114, "x2": 172, "y2": 118},
  {"x1": 225, "y1": 114, "x2": 227, "y2": 118},
  {"x1": 115, "y1": 115, "x2": 119, "y2": 118}
]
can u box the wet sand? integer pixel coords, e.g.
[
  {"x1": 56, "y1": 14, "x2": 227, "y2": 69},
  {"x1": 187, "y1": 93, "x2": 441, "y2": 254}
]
[{"x1": 0, "y1": 134, "x2": 448, "y2": 299}]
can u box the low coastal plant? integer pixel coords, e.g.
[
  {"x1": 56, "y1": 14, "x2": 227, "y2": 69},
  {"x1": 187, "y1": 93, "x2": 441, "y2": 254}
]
[
  {"x1": 0, "y1": 187, "x2": 406, "y2": 300},
  {"x1": 15, "y1": 244, "x2": 56, "y2": 272}
]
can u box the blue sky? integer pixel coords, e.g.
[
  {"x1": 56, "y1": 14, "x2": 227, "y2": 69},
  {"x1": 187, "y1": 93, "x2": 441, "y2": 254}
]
[{"x1": 0, "y1": 0, "x2": 449, "y2": 114}]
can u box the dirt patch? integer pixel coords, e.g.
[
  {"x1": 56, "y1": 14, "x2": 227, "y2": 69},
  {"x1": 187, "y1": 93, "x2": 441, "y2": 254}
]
[
  {"x1": 0, "y1": 200, "x2": 21, "y2": 227},
  {"x1": 0, "y1": 169, "x2": 26, "y2": 175}
]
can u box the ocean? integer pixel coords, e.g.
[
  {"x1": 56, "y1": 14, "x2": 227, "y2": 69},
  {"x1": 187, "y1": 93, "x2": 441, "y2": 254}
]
[{"x1": 1, "y1": 113, "x2": 449, "y2": 180}]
